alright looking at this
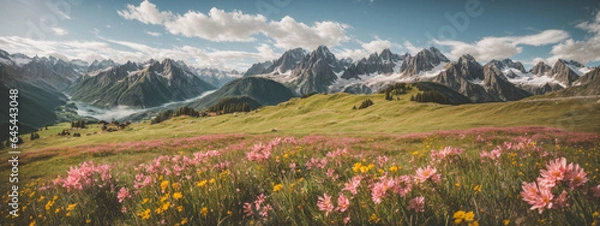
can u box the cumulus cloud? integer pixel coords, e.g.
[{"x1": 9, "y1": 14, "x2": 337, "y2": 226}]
[
  {"x1": 0, "y1": 36, "x2": 277, "y2": 70},
  {"x1": 117, "y1": 1, "x2": 349, "y2": 49},
  {"x1": 117, "y1": 0, "x2": 172, "y2": 25},
  {"x1": 361, "y1": 38, "x2": 391, "y2": 54},
  {"x1": 51, "y1": 27, "x2": 68, "y2": 36},
  {"x1": 402, "y1": 41, "x2": 423, "y2": 55},
  {"x1": 547, "y1": 11, "x2": 600, "y2": 65},
  {"x1": 434, "y1": 29, "x2": 570, "y2": 61},
  {"x1": 336, "y1": 37, "x2": 400, "y2": 60}
]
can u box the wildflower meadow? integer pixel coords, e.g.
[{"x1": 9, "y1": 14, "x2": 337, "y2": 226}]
[{"x1": 2, "y1": 127, "x2": 599, "y2": 225}]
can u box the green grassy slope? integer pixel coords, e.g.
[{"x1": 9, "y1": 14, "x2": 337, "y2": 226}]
[{"x1": 16, "y1": 90, "x2": 600, "y2": 152}]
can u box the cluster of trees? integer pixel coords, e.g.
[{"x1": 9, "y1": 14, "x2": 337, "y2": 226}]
[
  {"x1": 382, "y1": 83, "x2": 412, "y2": 101},
  {"x1": 207, "y1": 97, "x2": 256, "y2": 114},
  {"x1": 30, "y1": 132, "x2": 40, "y2": 141},
  {"x1": 174, "y1": 106, "x2": 200, "y2": 117},
  {"x1": 410, "y1": 91, "x2": 452, "y2": 104},
  {"x1": 151, "y1": 106, "x2": 205, "y2": 125},
  {"x1": 151, "y1": 110, "x2": 175, "y2": 125},
  {"x1": 57, "y1": 129, "x2": 71, "y2": 136},
  {"x1": 354, "y1": 98, "x2": 374, "y2": 110},
  {"x1": 71, "y1": 120, "x2": 87, "y2": 128}
]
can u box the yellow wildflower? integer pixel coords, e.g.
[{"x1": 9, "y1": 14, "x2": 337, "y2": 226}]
[
  {"x1": 352, "y1": 162, "x2": 362, "y2": 173},
  {"x1": 453, "y1": 210, "x2": 466, "y2": 224},
  {"x1": 197, "y1": 180, "x2": 208, "y2": 187},
  {"x1": 369, "y1": 214, "x2": 380, "y2": 223},
  {"x1": 138, "y1": 208, "x2": 151, "y2": 220},
  {"x1": 172, "y1": 183, "x2": 181, "y2": 190},
  {"x1": 173, "y1": 192, "x2": 183, "y2": 200},
  {"x1": 67, "y1": 203, "x2": 77, "y2": 211},
  {"x1": 200, "y1": 207, "x2": 208, "y2": 216},
  {"x1": 464, "y1": 211, "x2": 475, "y2": 222},
  {"x1": 160, "y1": 180, "x2": 169, "y2": 191},
  {"x1": 273, "y1": 184, "x2": 283, "y2": 192},
  {"x1": 161, "y1": 202, "x2": 170, "y2": 211},
  {"x1": 45, "y1": 200, "x2": 54, "y2": 211}
]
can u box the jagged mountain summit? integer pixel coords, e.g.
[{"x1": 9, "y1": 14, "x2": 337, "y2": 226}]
[
  {"x1": 243, "y1": 48, "x2": 308, "y2": 77},
  {"x1": 88, "y1": 59, "x2": 119, "y2": 73},
  {"x1": 244, "y1": 45, "x2": 593, "y2": 102},
  {"x1": 65, "y1": 59, "x2": 215, "y2": 108}
]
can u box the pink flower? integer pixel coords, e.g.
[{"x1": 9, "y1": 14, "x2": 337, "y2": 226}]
[
  {"x1": 117, "y1": 187, "x2": 131, "y2": 203},
  {"x1": 520, "y1": 181, "x2": 554, "y2": 214},
  {"x1": 260, "y1": 204, "x2": 272, "y2": 217},
  {"x1": 317, "y1": 193, "x2": 334, "y2": 216},
  {"x1": 565, "y1": 163, "x2": 588, "y2": 190},
  {"x1": 371, "y1": 177, "x2": 396, "y2": 204},
  {"x1": 326, "y1": 168, "x2": 339, "y2": 181},
  {"x1": 326, "y1": 148, "x2": 348, "y2": 158},
  {"x1": 431, "y1": 147, "x2": 464, "y2": 162},
  {"x1": 243, "y1": 202, "x2": 253, "y2": 216},
  {"x1": 377, "y1": 155, "x2": 389, "y2": 167},
  {"x1": 246, "y1": 144, "x2": 272, "y2": 162},
  {"x1": 343, "y1": 215, "x2": 351, "y2": 224},
  {"x1": 414, "y1": 166, "x2": 439, "y2": 184},
  {"x1": 408, "y1": 196, "x2": 425, "y2": 212},
  {"x1": 343, "y1": 176, "x2": 362, "y2": 195},
  {"x1": 590, "y1": 184, "x2": 600, "y2": 198},
  {"x1": 552, "y1": 190, "x2": 569, "y2": 211},
  {"x1": 539, "y1": 157, "x2": 569, "y2": 187},
  {"x1": 336, "y1": 194, "x2": 350, "y2": 212}
]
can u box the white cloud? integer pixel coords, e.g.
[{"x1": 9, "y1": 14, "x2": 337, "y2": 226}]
[
  {"x1": 336, "y1": 48, "x2": 368, "y2": 61},
  {"x1": 434, "y1": 29, "x2": 570, "y2": 61},
  {"x1": 0, "y1": 36, "x2": 277, "y2": 70},
  {"x1": 51, "y1": 27, "x2": 68, "y2": 36},
  {"x1": 361, "y1": 37, "x2": 391, "y2": 54},
  {"x1": 117, "y1": 1, "x2": 349, "y2": 50},
  {"x1": 335, "y1": 37, "x2": 401, "y2": 60},
  {"x1": 164, "y1": 8, "x2": 267, "y2": 42},
  {"x1": 145, "y1": 31, "x2": 162, "y2": 37},
  {"x1": 265, "y1": 16, "x2": 349, "y2": 49},
  {"x1": 403, "y1": 40, "x2": 422, "y2": 55},
  {"x1": 547, "y1": 11, "x2": 600, "y2": 65},
  {"x1": 117, "y1": 0, "x2": 173, "y2": 25}
]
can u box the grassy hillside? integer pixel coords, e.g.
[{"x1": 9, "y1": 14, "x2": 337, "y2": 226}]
[
  {"x1": 15, "y1": 90, "x2": 600, "y2": 152},
  {"x1": 2, "y1": 90, "x2": 600, "y2": 225}
]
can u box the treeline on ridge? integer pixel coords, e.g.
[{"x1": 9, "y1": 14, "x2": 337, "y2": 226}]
[{"x1": 207, "y1": 96, "x2": 261, "y2": 114}]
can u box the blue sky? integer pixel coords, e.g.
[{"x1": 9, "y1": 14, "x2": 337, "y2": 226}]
[{"x1": 0, "y1": 0, "x2": 599, "y2": 70}]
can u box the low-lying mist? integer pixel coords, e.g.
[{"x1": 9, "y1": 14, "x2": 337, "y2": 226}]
[{"x1": 70, "y1": 90, "x2": 216, "y2": 121}]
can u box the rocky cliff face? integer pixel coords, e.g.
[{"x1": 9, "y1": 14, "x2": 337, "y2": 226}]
[
  {"x1": 551, "y1": 59, "x2": 586, "y2": 86},
  {"x1": 529, "y1": 61, "x2": 552, "y2": 77}
]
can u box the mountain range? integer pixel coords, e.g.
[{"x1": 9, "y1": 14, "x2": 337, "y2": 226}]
[{"x1": 0, "y1": 45, "x2": 598, "y2": 135}]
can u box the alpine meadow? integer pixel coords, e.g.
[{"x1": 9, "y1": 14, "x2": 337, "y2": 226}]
[{"x1": 1, "y1": 0, "x2": 600, "y2": 225}]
